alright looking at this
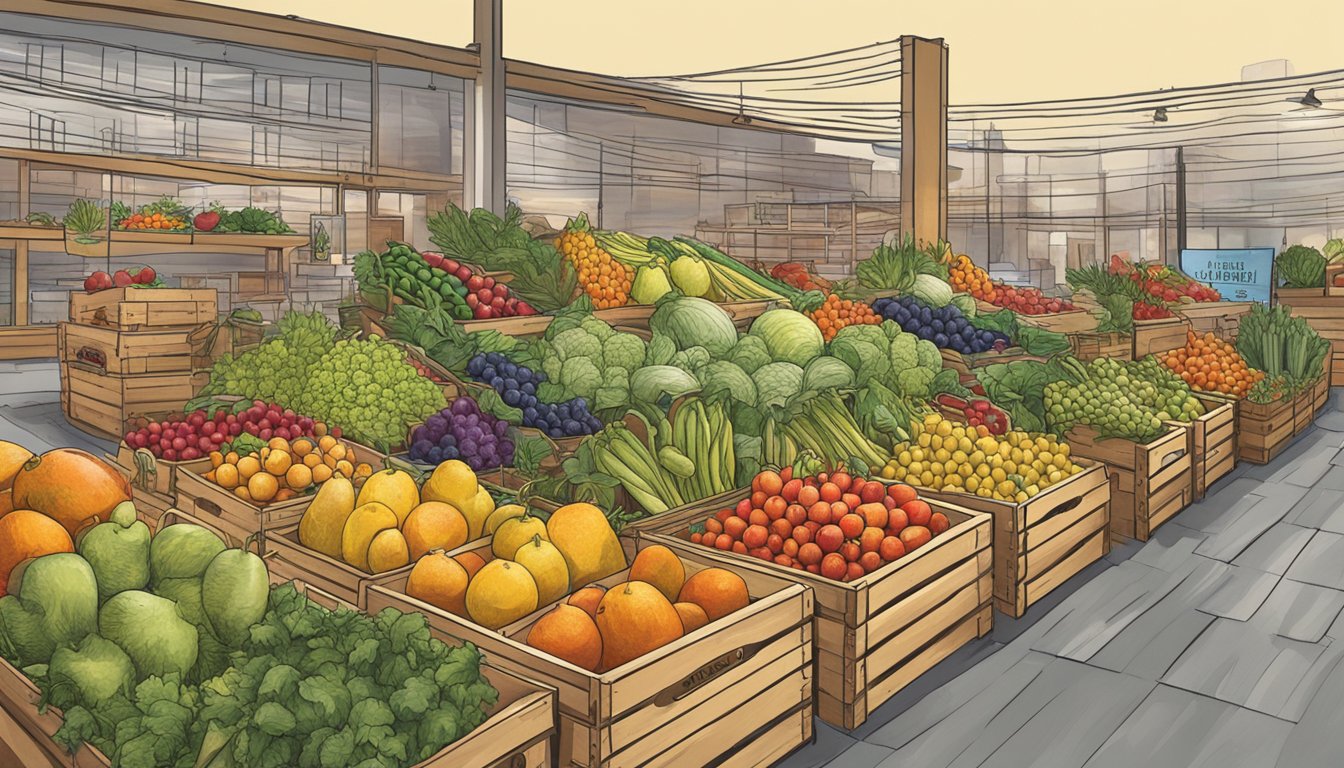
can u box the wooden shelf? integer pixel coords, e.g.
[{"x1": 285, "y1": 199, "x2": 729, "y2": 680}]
[
  {"x1": 0, "y1": 326, "x2": 58, "y2": 360},
  {"x1": 0, "y1": 224, "x2": 62, "y2": 241}
]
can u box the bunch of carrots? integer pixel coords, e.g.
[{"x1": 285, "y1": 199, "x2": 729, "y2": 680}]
[
  {"x1": 1162, "y1": 330, "x2": 1264, "y2": 398},
  {"x1": 810, "y1": 293, "x2": 880, "y2": 341}
]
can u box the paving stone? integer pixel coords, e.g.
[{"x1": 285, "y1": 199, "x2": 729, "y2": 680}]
[
  {"x1": 1083, "y1": 685, "x2": 1292, "y2": 768},
  {"x1": 873, "y1": 656, "x2": 1152, "y2": 768},
  {"x1": 1194, "y1": 493, "x2": 1294, "y2": 562},
  {"x1": 1173, "y1": 479, "x2": 1265, "y2": 533},
  {"x1": 1282, "y1": 487, "x2": 1344, "y2": 531},
  {"x1": 1161, "y1": 617, "x2": 1344, "y2": 721},
  {"x1": 1278, "y1": 446, "x2": 1338, "y2": 488},
  {"x1": 1129, "y1": 521, "x2": 1209, "y2": 571},
  {"x1": 1230, "y1": 524, "x2": 1316, "y2": 575},
  {"x1": 777, "y1": 721, "x2": 855, "y2": 768},
  {"x1": 1277, "y1": 650, "x2": 1344, "y2": 766},
  {"x1": 847, "y1": 638, "x2": 1003, "y2": 743},
  {"x1": 1284, "y1": 531, "x2": 1344, "y2": 589},
  {"x1": 816, "y1": 742, "x2": 891, "y2": 768},
  {"x1": 1250, "y1": 579, "x2": 1344, "y2": 643},
  {"x1": 1246, "y1": 431, "x2": 1344, "y2": 484},
  {"x1": 865, "y1": 651, "x2": 1053, "y2": 755},
  {"x1": 1196, "y1": 564, "x2": 1281, "y2": 621}
]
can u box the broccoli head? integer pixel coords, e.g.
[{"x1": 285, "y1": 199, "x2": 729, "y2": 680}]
[
  {"x1": 603, "y1": 333, "x2": 646, "y2": 373},
  {"x1": 889, "y1": 332, "x2": 919, "y2": 371},
  {"x1": 551, "y1": 328, "x2": 604, "y2": 366},
  {"x1": 560, "y1": 357, "x2": 602, "y2": 400},
  {"x1": 896, "y1": 367, "x2": 936, "y2": 399},
  {"x1": 580, "y1": 315, "x2": 617, "y2": 341}
]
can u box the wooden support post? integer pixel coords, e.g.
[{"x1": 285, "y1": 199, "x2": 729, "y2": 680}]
[
  {"x1": 900, "y1": 36, "x2": 949, "y2": 248},
  {"x1": 470, "y1": 0, "x2": 506, "y2": 214}
]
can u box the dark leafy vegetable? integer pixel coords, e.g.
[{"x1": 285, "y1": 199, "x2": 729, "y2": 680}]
[{"x1": 1276, "y1": 245, "x2": 1326, "y2": 289}]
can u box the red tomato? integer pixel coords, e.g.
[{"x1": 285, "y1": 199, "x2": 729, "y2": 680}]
[
  {"x1": 829, "y1": 501, "x2": 850, "y2": 522},
  {"x1": 743, "y1": 524, "x2": 769, "y2": 549},
  {"x1": 798, "y1": 542, "x2": 823, "y2": 566},
  {"x1": 879, "y1": 536, "x2": 906, "y2": 562},
  {"x1": 845, "y1": 562, "x2": 866, "y2": 581},
  {"x1": 860, "y1": 527, "x2": 885, "y2": 553},
  {"x1": 785, "y1": 504, "x2": 808, "y2": 527},
  {"x1": 781, "y1": 479, "x2": 803, "y2": 503},
  {"x1": 830, "y1": 472, "x2": 852, "y2": 493},
  {"x1": 819, "y1": 482, "x2": 842, "y2": 503},
  {"x1": 887, "y1": 483, "x2": 919, "y2": 507},
  {"x1": 837, "y1": 514, "x2": 865, "y2": 540},
  {"x1": 901, "y1": 500, "x2": 933, "y2": 527},
  {"x1": 792, "y1": 526, "x2": 813, "y2": 546},
  {"x1": 704, "y1": 518, "x2": 723, "y2": 535},
  {"x1": 929, "y1": 512, "x2": 950, "y2": 535},
  {"x1": 724, "y1": 517, "x2": 748, "y2": 539},
  {"x1": 767, "y1": 534, "x2": 785, "y2": 554},
  {"x1": 783, "y1": 538, "x2": 800, "y2": 558},
  {"x1": 756, "y1": 470, "x2": 783, "y2": 497},
  {"x1": 774, "y1": 554, "x2": 794, "y2": 567},
  {"x1": 841, "y1": 493, "x2": 862, "y2": 510},
  {"x1": 857, "y1": 502, "x2": 888, "y2": 529},
  {"x1": 887, "y1": 506, "x2": 909, "y2": 534},
  {"x1": 733, "y1": 500, "x2": 751, "y2": 518},
  {"x1": 690, "y1": 532, "x2": 702, "y2": 544},
  {"x1": 839, "y1": 541, "x2": 861, "y2": 563},
  {"x1": 807, "y1": 501, "x2": 832, "y2": 525},
  {"x1": 715, "y1": 535, "x2": 733, "y2": 551},
  {"x1": 798, "y1": 485, "x2": 821, "y2": 508},
  {"x1": 815, "y1": 525, "x2": 844, "y2": 553},
  {"x1": 859, "y1": 482, "x2": 886, "y2": 504},
  {"x1": 732, "y1": 541, "x2": 748, "y2": 555},
  {"x1": 748, "y1": 509, "x2": 770, "y2": 527},
  {"x1": 770, "y1": 518, "x2": 793, "y2": 538},
  {"x1": 859, "y1": 551, "x2": 883, "y2": 574},
  {"x1": 749, "y1": 491, "x2": 768, "y2": 511},
  {"x1": 763, "y1": 496, "x2": 788, "y2": 520},
  {"x1": 820, "y1": 553, "x2": 847, "y2": 581},
  {"x1": 779, "y1": 465, "x2": 793, "y2": 483},
  {"x1": 900, "y1": 526, "x2": 932, "y2": 553}
]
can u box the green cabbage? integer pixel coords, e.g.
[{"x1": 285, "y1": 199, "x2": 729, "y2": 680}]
[
  {"x1": 950, "y1": 293, "x2": 978, "y2": 318},
  {"x1": 749, "y1": 309, "x2": 824, "y2": 367},
  {"x1": 631, "y1": 365, "x2": 702, "y2": 405},
  {"x1": 727, "y1": 335, "x2": 772, "y2": 374},
  {"x1": 911, "y1": 273, "x2": 954, "y2": 307},
  {"x1": 802, "y1": 356, "x2": 856, "y2": 392},
  {"x1": 650, "y1": 296, "x2": 738, "y2": 356},
  {"x1": 697, "y1": 360, "x2": 758, "y2": 407},
  {"x1": 99, "y1": 590, "x2": 198, "y2": 679},
  {"x1": 753, "y1": 362, "x2": 805, "y2": 409},
  {"x1": 48, "y1": 634, "x2": 135, "y2": 709}
]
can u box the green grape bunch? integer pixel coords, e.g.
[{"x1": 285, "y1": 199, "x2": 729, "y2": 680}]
[
  {"x1": 1045, "y1": 356, "x2": 1205, "y2": 442},
  {"x1": 293, "y1": 335, "x2": 446, "y2": 449}
]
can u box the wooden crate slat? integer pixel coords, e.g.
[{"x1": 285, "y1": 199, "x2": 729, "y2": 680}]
[
  {"x1": 1132, "y1": 316, "x2": 1191, "y2": 358},
  {"x1": 1067, "y1": 426, "x2": 1192, "y2": 543},
  {"x1": 60, "y1": 322, "x2": 198, "y2": 375},
  {"x1": 69, "y1": 286, "x2": 217, "y2": 331},
  {"x1": 1021, "y1": 529, "x2": 1108, "y2": 610},
  {"x1": 262, "y1": 524, "x2": 414, "y2": 610}
]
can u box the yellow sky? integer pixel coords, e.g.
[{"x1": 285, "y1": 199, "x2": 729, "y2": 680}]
[{"x1": 211, "y1": 0, "x2": 1344, "y2": 102}]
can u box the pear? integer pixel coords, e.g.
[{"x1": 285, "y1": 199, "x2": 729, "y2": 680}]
[
  {"x1": 492, "y1": 513, "x2": 548, "y2": 561},
  {"x1": 547, "y1": 503, "x2": 627, "y2": 586},
  {"x1": 356, "y1": 469, "x2": 419, "y2": 526},
  {"x1": 298, "y1": 477, "x2": 356, "y2": 559},
  {"x1": 76, "y1": 501, "x2": 151, "y2": 601},
  {"x1": 514, "y1": 535, "x2": 570, "y2": 606},
  {"x1": 341, "y1": 502, "x2": 398, "y2": 571},
  {"x1": 420, "y1": 460, "x2": 478, "y2": 511},
  {"x1": 457, "y1": 486, "x2": 496, "y2": 541}
]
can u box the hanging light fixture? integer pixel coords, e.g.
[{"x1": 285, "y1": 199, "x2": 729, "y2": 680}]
[
  {"x1": 1153, "y1": 107, "x2": 1168, "y2": 122},
  {"x1": 1300, "y1": 88, "x2": 1323, "y2": 108},
  {"x1": 427, "y1": 72, "x2": 438, "y2": 92}
]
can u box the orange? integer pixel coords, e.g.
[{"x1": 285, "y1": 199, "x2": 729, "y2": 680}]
[
  {"x1": 405, "y1": 552, "x2": 470, "y2": 616},
  {"x1": 527, "y1": 605, "x2": 603, "y2": 672},
  {"x1": 311, "y1": 464, "x2": 333, "y2": 484},
  {"x1": 247, "y1": 472, "x2": 278, "y2": 503},
  {"x1": 454, "y1": 551, "x2": 488, "y2": 580},
  {"x1": 236, "y1": 455, "x2": 261, "y2": 481},
  {"x1": 402, "y1": 502, "x2": 469, "y2": 560},
  {"x1": 215, "y1": 463, "x2": 240, "y2": 490},
  {"x1": 285, "y1": 463, "x2": 313, "y2": 491},
  {"x1": 0, "y1": 510, "x2": 74, "y2": 595},
  {"x1": 263, "y1": 450, "x2": 292, "y2": 476}
]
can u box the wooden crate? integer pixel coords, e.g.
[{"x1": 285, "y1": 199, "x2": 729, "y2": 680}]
[
  {"x1": 367, "y1": 536, "x2": 815, "y2": 768},
  {"x1": 1315, "y1": 370, "x2": 1330, "y2": 412},
  {"x1": 1167, "y1": 394, "x2": 1237, "y2": 501},
  {"x1": 1277, "y1": 295, "x2": 1344, "y2": 386},
  {"x1": 60, "y1": 364, "x2": 206, "y2": 440},
  {"x1": 261, "y1": 522, "x2": 414, "y2": 609},
  {"x1": 112, "y1": 441, "x2": 211, "y2": 508},
  {"x1": 1239, "y1": 395, "x2": 1295, "y2": 464},
  {"x1": 629, "y1": 495, "x2": 992, "y2": 730},
  {"x1": 940, "y1": 347, "x2": 1042, "y2": 376},
  {"x1": 1069, "y1": 331, "x2": 1132, "y2": 361},
  {"x1": 1014, "y1": 309, "x2": 1097, "y2": 334},
  {"x1": 68, "y1": 286, "x2": 217, "y2": 331},
  {"x1": 0, "y1": 589, "x2": 555, "y2": 768},
  {"x1": 1132, "y1": 316, "x2": 1191, "y2": 358},
  {"x1": 917, "y1": 461, "x2": 1110, "y2": 619},
  {"x1": 721, "y1": 299, "x2": 775, "y2": 329},
  {"x1": 1276, "y1": 287, "x2": 1328, "y2": 303},
  {"x1": 1328, "y1": 263, "x2": 1344, "y2": 297},
  {"x1": 1293, "y1": 386, "x2": 1315, "y2": 436},
  {"x1": 1066, "y1": 425, "x2": 1191, "y2": 542},
  {"x1": 58, "y1": 322, "x2": 197, "y2": 375},
  {"x1": 1175, "y1": 301, "x2": 1254, "y2": 340}
]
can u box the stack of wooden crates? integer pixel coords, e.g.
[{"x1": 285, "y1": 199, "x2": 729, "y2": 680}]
[{"x1": 59, "y1": 287, "x2": 217, "y2": 440}]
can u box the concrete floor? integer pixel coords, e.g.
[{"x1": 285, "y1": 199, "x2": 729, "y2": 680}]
[{"x1": 7, "y1": 362, "x2": 1344, "y2": 767}]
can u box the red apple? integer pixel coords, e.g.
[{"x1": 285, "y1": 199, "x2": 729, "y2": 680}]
[
  {"x1": 112, "y1": 269, "x2": 133, "y2": 287},
  {"x1": 135, "y1": 266, "x2": 156, "y2": 285}
]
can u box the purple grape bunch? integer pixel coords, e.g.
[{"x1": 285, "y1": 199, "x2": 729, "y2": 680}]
[
  {"x1": 409, "y1": 397, "x2": 514, "y2": 471},
  {"x1": 466, "y1": 352, "x2": 602, "y2": 438}
]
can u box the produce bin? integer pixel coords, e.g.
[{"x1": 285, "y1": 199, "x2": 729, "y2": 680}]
[
  {"x1": 173, "y1": 437, "x2": 378, "y2": 550},
  {"x1": 1174, "y1": 302, "x2": 1254, "y2": 340},
  {"x1": 59, "y1": 321, "x2": 198, "y2": 375},
  {"x1": 1293, "y1": 386, "x2": 1314, "y2": 436},
  {"x1": 1276, "y1": 294, "x2": 1344, "y2": 389},
  {"x1": 68, "y1": 286, "x2": 217, "y2": 331},
  {"x1": 1012, "y1": 308, "x2": 1097, "y2": 334},
  {"x1": 1167, "y1": 393, "x2": 1237, "y2": 501},
  {"x1": 1066, "y1": 425, "x2": 1191, "y2": 542},
  {"x1": 1068, "y1": 331, "x2": 1132, "y2": 362},
  {"x1": 720, "y1": 298, "x2": 775, "y2": 329},
  {"x1": 1131, "y1": 316, "x2": 1191, "y2": 358},
  {"x1": 59, "y1": 363, "x2": 206, "y2": 440},
  {"x1": 630, "y1": 494, "x2": 992, "y2": 730},
  {"x1": 367, "y1": 536, "x2": 815, "y2": 768},
  {"x1": 915, "y1": 461, "x2": 1110, "y2": 619},
  {"x1": 0, "y1": 580, "x2": 556, "y2": 768},
  {"x1": 261, "y1": 522, "x2": 416, "y2": 609},
  {"x1": 110, "y1": 440, "x2": 211, "y2": 522},
  {"x1": 1239, "y1": 395, "x2": 1296, "y2": 464}
]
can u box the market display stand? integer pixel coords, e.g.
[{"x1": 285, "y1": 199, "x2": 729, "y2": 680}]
[
  {"x1": 1067, "y1": 425, "x2": 1192, "y2": 543},
  {"x1": 368, "y1": 536, "x2": 816, "y2": 768},
  {"x1": 627, "y1": 497, "x2": 993, "y2": 731},
  {"x1": 1275, "y1": 289, "x2": 1344, "y2": 386}
]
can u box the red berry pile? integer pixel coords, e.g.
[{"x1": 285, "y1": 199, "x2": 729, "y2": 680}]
[
  {"x1": 123, "y1": 400, "x2": 336, "y2": 461},
  {"x1": 992, "y1": 285, "x2": 1076, "y2": 316},
  {"x1": 420, "y1": 251, "x2": 536, "y2": 319},
  {"x1": 691, "y1": 468, "x2": 949, "y2": 582}
]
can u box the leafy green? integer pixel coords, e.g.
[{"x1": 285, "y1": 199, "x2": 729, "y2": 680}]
[
  {"x1": 975, "y1": 360, "x2": 1068, "y2": 432},
  {"x1": 1277, "y1": 245, "x2": 1326, "y2": 289},
  {"x1": 1013, "y1": 326, "x2": 1071, "y2": 357},
  {"x1": 855, "y1": 234, "x2": 948, "y2": 291}
]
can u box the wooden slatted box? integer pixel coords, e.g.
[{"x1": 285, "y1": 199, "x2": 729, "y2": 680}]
[
  {"x1": 917, "y1": 461, "x2": 1111, "y2": 618},
  {"x1": 68, "y1": 286, "x2": 217, "y2": 331},
  {"x1": 1131, "y1": 316, "x2": 1191, "y2": 359},
  {"x1": 261, "y1": 521, "x2": 415, "y2": 610},
  {"x1": 1167, "y1": 394, "x2": 1237, "y2": 501},
  {"x1": 59, "y1": 363, "x2": 206, "y2": 440},
  {"x1": 59, "y1": 322, "x2": 198, "y2": 375},
  {"x1": 1069, "y1": 331, "x2": 1132, "y2": 362},
  {"x1": 627, "y1": 496, "x2": 993, "y2": 730},
  {"x1": 1066, "y1": 425, "x2": 1191, "y2": 542},
  {"x1": 367, "y1": 536, "x2": 815, "y2": 768},
  {"x1": 1239, "y1": 395, "x2": 1295, "y2": 464}
]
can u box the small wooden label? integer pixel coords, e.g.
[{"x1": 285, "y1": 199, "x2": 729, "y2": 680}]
[{"x1": 654, "y1": 643, "x2": 755, "y2": 707}]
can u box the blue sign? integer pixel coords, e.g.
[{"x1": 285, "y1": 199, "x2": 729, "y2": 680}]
[{"x1": 1179, "y1": 248, "x2": 1275, "y2": 304}]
